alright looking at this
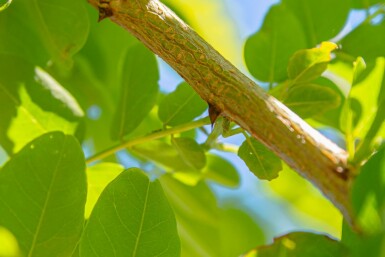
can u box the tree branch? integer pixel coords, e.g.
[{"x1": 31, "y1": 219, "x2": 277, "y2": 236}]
[{"x1": 88, "y1": 0, "x2": 354, "y2": 223}]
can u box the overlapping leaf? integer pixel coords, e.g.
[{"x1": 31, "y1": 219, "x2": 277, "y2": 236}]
[
  {"x1": 80, "y1": 168, "x2": 180, "y2": 257},
  {"x1": 0, "y1": 132, "x2": 87, "y2": 257},
  {"x1": 284, "y1": 83, "x2": 341, "y2": 118},
  {"x1": 244, "y1": 4, "x2": 306, "y2": 82},
  {"x1": 0, "y1": 0, "x2": 89, "y2": 68},
  {"x1": 283, "y1": 0, "x2": 350, "y2": 46},
  {"x1": 111, "y1": 43, "x2": 159, "y2": 140}
]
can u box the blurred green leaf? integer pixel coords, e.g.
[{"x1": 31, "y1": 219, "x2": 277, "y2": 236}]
[
  {"x1": 171, "y1": 137, "x2": 206, "y2": 170},
  {"x1": 80, "y1": 168, "x2": 180, "y2": 257},
  {"x1": 284, "y1": 83, "x2": 341, "y2": 118},
  {"x1": 220, "y1": 208, "x2": 265, "y2": 257},
  {"x1": 203, "y1": 154, "x2": 240, "y2": 188},
  {"x1": 288, "y1": 42, "x2": 338, "y2": 84},
  {"x1": 85, "y1": 162, "x2": 124, "y2": 218},
  {"x1": 283, "y1": 0, "x2": 350, "y2": 46},
  {"x1": 349, "y1": 57, "x2": 385, "y2": 138},
  {"x1": 132, "y1": 140, "x2": 192, "y2": 171},
  {"x1": 351, "y1": 146, "x2": 385, "y2": 233},
  {"x1": 238, "y1": 137, "x2": 282, "y2": 181},
  {"x1": 111, "y1": 43, "x2": 159, "y2": 140},
  {"x1": 132, "y1": 140, "x2": 204, "y2": 186},
  {"x1": 351, "y1": 0, "x2": 385, "y2": 8},
  {"x1": 158, "y1": 82, "x2": 207, "y2": 126},
  {"x1": 159, "y1": 175, "x2": 220, "y2": 257},
  {"x1": 0, "y1": 132, "x2": 86, "y2": 257},
  {"x1": 0, "y1": 0, "x2": 89, "y2": 68},
  {"x1": 341, "y1": 22, "x2": 385, "y2": 62},
  {"x1": 244, "y1": 232, "x2": 348, "y2": 257},
  {"x1": 244, "y1": 4, "x2": 306, "y2": 82},
  {"x1": 342, "y1": 146, "x2": 385, "y2": 257}
]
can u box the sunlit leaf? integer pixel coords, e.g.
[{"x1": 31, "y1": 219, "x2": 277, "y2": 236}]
[
  {"x1": 244, "y1": 4, "x2": 306, "y2": 82},
  {"x1": 158, "y1": 82, "x2": 207, "y2": 126},
  {"x1": 0, "y1": 227, "x2": 21, "y2": 257},
  {"x1": 203, "y1": 154, "x2": 240, "y2": 188},
  {"x1": 80, "y1": 168, "x2": 180, "y2": 257},
  {"x1": 284, "y1": 0, "x2": 350, "y2": 46},
  {"x1": 85, "y1": 162, "x2": 124, "y2": 218},
  {"x1": 0, "y1": 132, "x2": 86, "y2": 257},
  {"x1": 288, "y1": 42, "x2": 338, "y2": 84},
  {"x1": 0, "y1": 82, "x2": 80, "y2": 154},
  {"x1": 111, "y1": 43, "x2": 159, "y2": 140},
  {"x1": 244, "y1": 232, "x2": 348, "y2": 257},
  {"x1": 0, "y1": 0, "x2": 89, "y2": 68},
  {"x1": 238, "y1": 137, "x2": 282, "y2": 181},
  {"x1": 284, "y1": 83, "x2": 341, "y2": 118}
]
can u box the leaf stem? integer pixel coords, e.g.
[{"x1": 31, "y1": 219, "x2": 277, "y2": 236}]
[{"x1": 86, "y1": 117, "x2": 210, "y2": 164}]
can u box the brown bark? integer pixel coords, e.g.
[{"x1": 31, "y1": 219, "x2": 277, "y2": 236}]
[{"x1": 88, "y1": 0, "x2": 354, "y2": 223}]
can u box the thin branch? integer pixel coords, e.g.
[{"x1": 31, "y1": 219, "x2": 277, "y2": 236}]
[
  {"x1": 86, "y1": 117, "x2": 210, "y2": 164},
  {"x1": 87, "y1": 0, "x2": 354, "y2": 223}
]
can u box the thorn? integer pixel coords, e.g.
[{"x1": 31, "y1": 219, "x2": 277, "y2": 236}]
[
  {"x1": 98, "y1": 1, "x2": 113, "y2": 22},
  {"x1": 208, "y1": 103, "x2": 221, "y2": 128}
]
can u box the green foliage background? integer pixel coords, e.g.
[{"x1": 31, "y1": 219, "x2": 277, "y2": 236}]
[{"x1": 0, "y1": 0, "x2": 385, "y2": 256}]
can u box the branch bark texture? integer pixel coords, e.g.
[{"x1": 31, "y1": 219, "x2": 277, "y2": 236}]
[{"x1": 88, "y1": 0, "x2": 354, "y2": 222}]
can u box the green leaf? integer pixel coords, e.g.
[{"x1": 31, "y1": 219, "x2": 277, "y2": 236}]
[
  {"x1": 288, "y1": 42, "x2": 338, "y2": 84},
  {"x1": 341, "y1": 22, "x2": 385, "y2": 62},
  {"x1": 284, "y1": 0, "x2": 350, "y2": 46},
  {"x1": 111, "y1": 43, "x2": 159, "y2": 140},
  {"x1": 244, "y1": 232, "x2": 348, "y2": 257},
  {"x1": 202, "y1": 154, "x2": 240, "y2": 188},
  {"x1": 244, "y1": 4, "x2": 307, "y2": 82},
  {"x1": 0, "y1": 132, "x2": 87, "y2": 257},
  {"x1": 220, "y1": 208, "x2": 265, "y2": 257},
  {"x1": 283, "y1": 83, "x2": 341, "y2": 118},
  {"x1": 238, "y1": 137, "x2": 282, "y2": 181},
  {"x1": 0, "y1": 0, "x2": 89, "y2": 68},
  {"x1": 312, "y1": 77, "x2": 346, "y2": 129},
  {"x1": 351, "y1": 0, "x2": 385, "y2": 9},
  {"x1": 159, "y1": 175, "x2": 220, "y2": 257},
  {"x1": 85, "y1": 162, "x2": 124, "y2": 218},
  {"x1": 0, "y1": 82, "x2": 80, "y2": 154},
  {"x1": 80, "y1": 168, "x2": 180, "y2": 257},
  {"x1": 158, "y1": 82, "x2": 207, "y2": 126},
  {"x1": 351, "y1": 146, "x2": 385, "y2": 233},
  {"x1": 171, "y1": 137, "x2": 206, "y2": 170},
  {"x1": 132, "y1": 140, "x2": 203, "y2": 186}
]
